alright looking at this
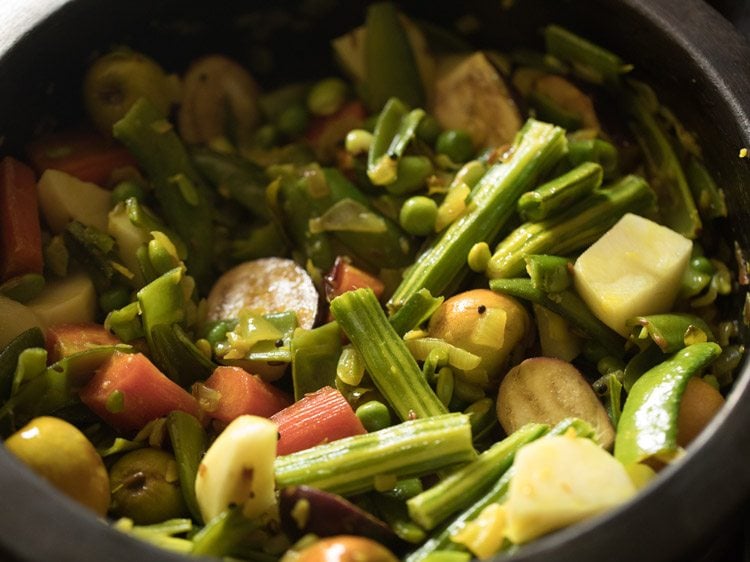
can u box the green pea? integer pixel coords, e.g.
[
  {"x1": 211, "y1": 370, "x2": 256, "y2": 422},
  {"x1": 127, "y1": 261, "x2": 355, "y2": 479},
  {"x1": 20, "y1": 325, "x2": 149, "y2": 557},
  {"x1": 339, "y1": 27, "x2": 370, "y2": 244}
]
[
  {"x1": 435, "y1": 129, "x2": 474, "y2": 163},
  {"x1": 254, "y1": 124, "x2": 280, "y2": 148},
  {"x1": 111, "y1": 180, "x2": 145, "y2": 205},
  {"x1": 277, "y1": 103, "x2": 309, "y2": 137},
  {"x1": 356, "y1": 400, "x2": 392, "y2": 432},
  {"x1": 399, "y1": 196, "x2": 438, "y2": 236},
  {"x1": 345, "y1": 129, "x2": 374, "y2": 155},
  {"x1": 415, "y1": 114, "x2": 441, "y2": 145},
  {"x1": 307, "y1": 77, "x2": 348, "y2": 116}
]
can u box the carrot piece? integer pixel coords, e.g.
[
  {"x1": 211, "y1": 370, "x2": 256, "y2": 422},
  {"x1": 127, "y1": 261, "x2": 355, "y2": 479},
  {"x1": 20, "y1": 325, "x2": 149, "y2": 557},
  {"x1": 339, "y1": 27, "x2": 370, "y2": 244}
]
[
  {"x1": 79, "y1": 351, "x2": 200, "y2": 433},
  {"x1": 0, "y1": 157, "x2": 43, "y2": 282},
  {"x1": 45, "y1": 323, "x2": 122, "y2": 363},
  {"x1": 26, "y1": 130, "x2": 138, "y2": 186},
  {"x1": 203, "y1": 365, "x2": 292, "y2": 424},
  {"x1": 271, "y1": 386, "x2": 366, "y2": 455},
  {"x1": 324, "y1": 257, "x2": 385, "y2": 301}
]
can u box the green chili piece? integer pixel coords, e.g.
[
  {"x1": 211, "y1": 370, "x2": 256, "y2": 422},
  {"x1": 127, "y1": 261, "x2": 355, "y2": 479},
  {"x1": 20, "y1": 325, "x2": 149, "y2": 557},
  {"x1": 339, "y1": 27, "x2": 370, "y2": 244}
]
[
  {"x1": 622, "y1": 344, "x2": 665, "y2": 392},
  {"x1": 150, "y1": 324, "x2": 216, "y2": 387},
  {"x1": 364, "y1": 2, "x2": 425, "y2": 111},
  {"x1": 274, "y1": 413, "x2": 475, "y2": 495},
  {"x1": 490, "y1": 278, "x2": 625, "y2": 358},
  {"x1": 627, "y1": 313, "x2": 714, "y2": 353},
  {"x1": 389, "y1": 119, "x2": 567, "y2": 310},
  {"x1": 330, "y1": 288, "x2": 447, "y2": 420},
  {"x1": 517, "y1": 162, "x2": 603, "y2": 222},
  {"x1": 113, "y1": 98, "x2": 215, "y2": 291},
  {"x1": 615, "y1": 342, "x2": 722, "y2": 465},
  {"x1": 167, "y1": 411, "x2": 208, "y2": 523}
]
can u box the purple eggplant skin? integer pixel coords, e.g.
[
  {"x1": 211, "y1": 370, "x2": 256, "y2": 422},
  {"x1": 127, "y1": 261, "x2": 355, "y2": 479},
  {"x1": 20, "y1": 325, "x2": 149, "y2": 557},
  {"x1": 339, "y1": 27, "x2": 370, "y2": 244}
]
[{"x1": 279, "y1": 485, "x2": 404, "y2": 551}]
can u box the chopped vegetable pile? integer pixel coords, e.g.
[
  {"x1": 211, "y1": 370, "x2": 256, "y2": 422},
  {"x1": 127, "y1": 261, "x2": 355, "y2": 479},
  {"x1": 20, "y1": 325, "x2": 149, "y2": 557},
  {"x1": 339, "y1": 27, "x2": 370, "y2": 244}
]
[{"x1": 0, "y1": 3, "x2": 745, "y2": 561}]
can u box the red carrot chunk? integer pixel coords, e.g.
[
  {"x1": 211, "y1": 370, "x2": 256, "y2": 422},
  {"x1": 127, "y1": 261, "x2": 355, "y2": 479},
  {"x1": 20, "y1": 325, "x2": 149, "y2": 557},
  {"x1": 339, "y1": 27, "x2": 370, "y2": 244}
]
[
  {"x1": 324, "y1": 257, "x2": 385, "y2": 301},
  {"x1": 79, "y1": 351, "x2": 200, "y2": 433},
  {"x1": 271, "y1": 386, "x2": 366, "y2": 456},
  {"x1": 202, "y1": 366, "x2": 292, "y2": 424},
  {"x1": 45, "y1": 323, "x2": 122, "y2": 363},
  {"x1": 26, "y1": 130, "x2": 138, "y2": 186},
  {"x1": 0, "y1": 156, "x2": 43, "y2": 281}
]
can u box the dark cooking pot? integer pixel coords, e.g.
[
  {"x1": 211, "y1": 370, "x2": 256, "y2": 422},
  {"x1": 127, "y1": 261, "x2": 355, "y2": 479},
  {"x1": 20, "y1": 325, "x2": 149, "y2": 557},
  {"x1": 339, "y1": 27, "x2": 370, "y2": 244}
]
[{"x1": 0, "y1": 1, "x2": 749, "y2": 561}]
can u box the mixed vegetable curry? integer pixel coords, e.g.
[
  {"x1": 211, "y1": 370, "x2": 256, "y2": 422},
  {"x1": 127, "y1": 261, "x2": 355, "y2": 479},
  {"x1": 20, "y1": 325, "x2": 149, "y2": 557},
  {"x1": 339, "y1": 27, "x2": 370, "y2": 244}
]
[{"x1": 0, "y1": 2, "x2": 744, "y2": 561}]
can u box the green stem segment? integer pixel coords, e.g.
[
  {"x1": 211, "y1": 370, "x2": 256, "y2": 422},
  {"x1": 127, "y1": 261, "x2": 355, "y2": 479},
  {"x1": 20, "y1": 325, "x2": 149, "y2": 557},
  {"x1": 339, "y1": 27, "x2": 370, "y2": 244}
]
[
  {"x1": 488, "y1": 174, "x2": 656, "y2": 279},
  {"x1": 166, "y1": 411, "x2": 208, "y2": 523},
  {"x1": 389, "y1": 119, "x2": 567, "y2": 310},
  {"x1": 274, "y1": 413, "x2": 476, "y2": 496},
  {"x1": 406, "y1": 423, "x2": 548, "y2": 531},
  {"x1": 330, "y1": 287, "x2": 447, "y2": 420},
  {"x1": 614, "y1": 342, "x2": 722, "y2": 465},
  {"x1": 517, "y1": 162, "x2": 602, "y2": 222}
]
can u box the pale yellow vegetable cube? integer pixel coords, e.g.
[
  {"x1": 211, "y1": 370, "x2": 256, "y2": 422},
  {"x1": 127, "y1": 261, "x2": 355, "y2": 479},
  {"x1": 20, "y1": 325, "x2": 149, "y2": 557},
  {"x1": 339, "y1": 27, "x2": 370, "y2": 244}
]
[
  {"x1": 0, "y1": 296, "x2": 44, "y2": 348},
  {"x1": 573, "y1": 213, "x2": 692, "y2": 336},
  {"x1": 504, "y1": 434, "x2": 636, "y2": 544},
  {"x1": 38, "y1": 169, "x2": 111, "y2": 233},
  {"x1": 26, "y1": 271, "x2": 97, "y2": 327}
]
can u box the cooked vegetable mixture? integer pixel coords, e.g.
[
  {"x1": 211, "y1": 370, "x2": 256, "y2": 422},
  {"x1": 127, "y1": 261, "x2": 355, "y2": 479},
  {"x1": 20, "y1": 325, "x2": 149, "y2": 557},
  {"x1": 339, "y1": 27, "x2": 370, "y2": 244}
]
[{"x1": 0, "y1": 3, "x2": 745, "y2": 561}]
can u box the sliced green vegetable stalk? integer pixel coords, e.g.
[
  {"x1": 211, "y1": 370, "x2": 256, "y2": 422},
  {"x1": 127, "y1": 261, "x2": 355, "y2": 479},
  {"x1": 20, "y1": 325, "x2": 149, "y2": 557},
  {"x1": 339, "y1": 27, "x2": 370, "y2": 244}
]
[
  {"x1": 544, "y1": 24, "x2": 632, "y2": 87},
  {"x1": 489, "y1": 278, "x2": 625, "y2": 358},
  {"x1": 190, "y1": 147, "x2": 271, "y2": 220},
  {"x1": 274, "y1": 412, "x2": 476, "y2": 496},
  {"x1": 487, "y1": 174, "x2": 656, "y2": 279},
  {"x1": 113, "y1": 98, "x2": 215, "y2": 291},
  {"x1": 627, "y1": 313, "x2": 714, "y2": 353},
  {"x1": 625, "y1": 84, "x2": 701, "y2": 239},
  {"x1": 405, "y1": 418, "x2": 594, "y2": 562},
  {"x1": 291, "y1": 321, "x2": 342, "y2": 400},
  {"x1": 167, "y1": 411, "x2": 208, "y2": 523},
  {"x1": 517, "y1": 162, "x2": 603, "y2": 222},
  {"x1": 407, "y1": 423, "x2": 548, "y2": 531},
  {"x1": 364, "y1": 2, "x2": 425, "y2": 111},
  {"x1": 614, "y1": 342, "x2": 722, "y2": 465},
  {"x1": 330, "y1": 288, "x2": 447, "y2": 420},
  {"x1": 389, "y1": 119, "x2": 568, "y2": 310}
]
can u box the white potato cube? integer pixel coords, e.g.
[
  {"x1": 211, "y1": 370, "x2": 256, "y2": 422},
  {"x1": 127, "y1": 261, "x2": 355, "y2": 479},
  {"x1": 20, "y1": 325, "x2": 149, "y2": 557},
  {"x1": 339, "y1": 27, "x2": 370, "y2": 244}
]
[
  {"x1": 26, "y1": 271, "x2": 97, "y2": 327},
  {"x1": 573, "y1": 213, "x2": 692, "y2": 336},
  {"x1": 38, "y1": 169, "x2": 111, "y2": 233},
  {"x1": 504, "y1": 434, "x2": 636, "y2": 544},
  {"x1": 0, "y1": 296, "x2": 44, "y2": 348}
]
